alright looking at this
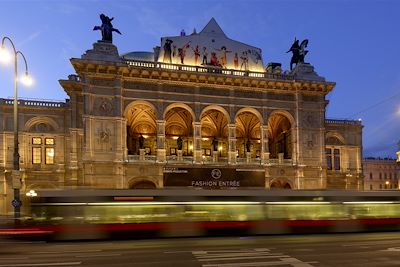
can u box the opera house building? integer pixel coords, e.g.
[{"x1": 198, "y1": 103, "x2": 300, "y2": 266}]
[{"x1": 0, "y1": 18, "x2": 363, "y2": 214}]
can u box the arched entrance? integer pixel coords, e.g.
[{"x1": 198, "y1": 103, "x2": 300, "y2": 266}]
[
  {"x1": 165, "y1": 106, "x2": 194, "y2": 157},
  {"x1": 128, "y1": 178, "x2": 157, "y2": 189},
  {"x1": 235, "y1": 111, "x2": 261, "y2": 159},
  {"x1": 200, "y1": 107, "x2": 229, "y2": 158},
  {"x1": 270, "y1": 180, "x2": 292, "y2": 189},
  {"x1": 268, "y1": 113, "x2": 292, "y2": 159},
  {"x1": 125, "y1": 102, "x2": 157, "y2": 155}
]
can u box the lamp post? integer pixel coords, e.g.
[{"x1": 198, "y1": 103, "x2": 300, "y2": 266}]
[{"x1": 0, "y1": 36, "x2": 32, "y2": 222}]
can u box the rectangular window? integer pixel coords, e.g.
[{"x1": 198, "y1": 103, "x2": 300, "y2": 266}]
[
  {"x1": 32, "y1": 147, "x2": 41, "y2": 164},
  {"x1": 370, "y1": 184, "x2": 373, "y2": 190},
  {"x1": 45, "y1": 148, "x2": 55, "y2": 164},
  {"x1": 379, "y1": 173, "x2": 382, "y2": 179},
  {"x1": 326, "y1": 148, "x2": 332, "y2": 170},
  {"x1": 45, "y1": 138, "x2": 55, "y2": 145},
  {"x1": 369, "y1": 173, "x2": 373, "y2": 180},
  {"x1": 333, "y1": 149, "x2": 340, "y2": 171},
  {"x1": 32, "y1": 137, "x2": 42, "y2": 145}
]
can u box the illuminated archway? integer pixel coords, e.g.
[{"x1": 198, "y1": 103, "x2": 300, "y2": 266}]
[
  {"x1": 125, "y1": 101, "x2": 157, "y2": 155},
  {"x1": 235, "y1": 109, "x2": 262, "y2": 158},
  {"x1": 200, "y1": 106, "x2": 229, "y2": 157},
  {"x1": 165, "y1": 105, "x2": 194, "y2": 156},
  {"x1": 267, "y1": 112, "x2": 293, "y2": 159}
]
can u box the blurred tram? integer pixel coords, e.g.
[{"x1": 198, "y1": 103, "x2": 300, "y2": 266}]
[{"x1": 14, "y1": 189, "x2": 400, "y2": 240}]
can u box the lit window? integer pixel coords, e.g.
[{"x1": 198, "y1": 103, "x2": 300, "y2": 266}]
[
  {"x1": 45, "y1": 138, "x2": 54, "y2": 145},
  {"x1": 32, "y1": 137, "x2": 42, "y2": 145},
  {"x1": 45, "y1": 148, "x2": 55, "y2": 164},
  {"x1": 32, "y1": 147, "x2": 41, "y2": 164}
]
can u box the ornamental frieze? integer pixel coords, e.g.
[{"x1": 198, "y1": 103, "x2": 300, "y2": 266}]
[{"x1": 267, "y1": 92, "x2": 294, "y2": 101}]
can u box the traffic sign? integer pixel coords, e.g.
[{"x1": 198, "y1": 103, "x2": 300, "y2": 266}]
[{"x1": 11, "y1": 199, "x2": 22, "y2": 208}]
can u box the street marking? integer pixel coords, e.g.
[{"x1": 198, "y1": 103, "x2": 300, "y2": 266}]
[
  {"x1": 0, "y1": 258, "x2": 29, "y2": 260},
  {"x1": 165, "y1": 250, "x2": 197, "y2": 254},
  {"x1": 75, "y1": 253, "x2": 121, "y2": 258},
  {"x1": 195, "y1": 252, "x2": 282, "y2": 258},
  {"x1": 0, "y1": 262, "x2": 81, "y2": 267},
  {"x1": 192, "y1": 248, "x2": 315, "y2": 267},
  {"x1": 31, "y1": 249, "x2": 101, "y2": 254},
  {"x1": 198, "y1": 255, "x2": 290, "y2": 261}
]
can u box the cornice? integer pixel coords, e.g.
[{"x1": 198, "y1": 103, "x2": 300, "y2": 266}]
[{"x1": 70, "y1": 58, "x2": 336, "y2": 94}]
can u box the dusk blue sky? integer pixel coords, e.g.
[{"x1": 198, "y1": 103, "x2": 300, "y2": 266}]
[{"x1": 0, "y1": 0, "x2": 399, "y2": 158}]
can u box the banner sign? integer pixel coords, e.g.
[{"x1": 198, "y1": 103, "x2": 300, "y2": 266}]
[{"x1": 163, "y1": 167, "x2": 265, "y2": 189}]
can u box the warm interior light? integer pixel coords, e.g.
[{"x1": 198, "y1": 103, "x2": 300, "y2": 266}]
[
  {"x1": 189, "y1": 145, "x2": 193, "y2": 150},
  {"x1": 0, "y1": 46, "x2": 11, "y2": 64},
  {"x1": 47, "y1": 149, "x2": 54, "y2": 157},
  {"x1": 218, "y1": 146, "x2": 222, "y2": 151},
  {"x1": 172, "y1": 136, "x2": 179, "y2": 140},
  {"x1": 202, "y1": 137, "x2": 209, "y2": 141},
  {"x1": 20, "y1": 73, "x2": 33, "y2": 86},
  {"x1": 142, "y1": 135, "x2": 149, "y2": 138}
]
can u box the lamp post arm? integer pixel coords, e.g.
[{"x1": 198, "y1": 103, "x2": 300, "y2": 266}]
[
  {"x1": 16, "y1": 50, "x2": 29, "y2": 75},
  {"x1": 1, "y1": 36, "x2": 17, "y2": 54}
]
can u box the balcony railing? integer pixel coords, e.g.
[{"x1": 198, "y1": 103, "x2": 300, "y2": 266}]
[
  {"x1": 125, "y1": 59, "x2": 295, "y2": 81},
  {"x1": 325, "y1": 119, "x2": 362, "y2": 126},
  {"x1": 127, "y1": 154, "x2": 293, "y2": 166},
  {"x1": 0, "y1": 98, "x2": 67, "y2": 108}
]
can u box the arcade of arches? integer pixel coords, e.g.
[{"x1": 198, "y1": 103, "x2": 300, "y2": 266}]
[{"x1": 125, "y1": 102, "x2": 293, "y2": 161}]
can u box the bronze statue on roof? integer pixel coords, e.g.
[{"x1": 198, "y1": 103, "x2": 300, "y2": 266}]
[
  {"x1": 93, "y1": 14, "x2": 121, "y2": 43},
  {"x1": 287, "y1": 38, "x2": 309, "y2": 70}
]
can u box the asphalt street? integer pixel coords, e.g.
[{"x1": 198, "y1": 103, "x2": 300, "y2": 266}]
[{"x1": 0, "y1": 232, "x2": 399, "y2": 266}]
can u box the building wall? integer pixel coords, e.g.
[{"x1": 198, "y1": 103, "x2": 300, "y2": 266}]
[{"x1": 363, "y1": 158, "x2": 400, "y2": 190}]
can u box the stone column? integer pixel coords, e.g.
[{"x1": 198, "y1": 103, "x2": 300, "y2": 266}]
[
  {"x1": 193, "y1": 122, "x2": 202, "y2": 164},
  {"x1": 156, "y1": 120, "x2": 166, "y2": 163},
  {"x1": 260, "y1": 125, "x2": 269, "y2": 164},
  {"x1": 228, "y1": 124, "x2": 237, "y2": 165},
  {"x1": 291, "y1": 127, "x2": 298, "y2": 165}
]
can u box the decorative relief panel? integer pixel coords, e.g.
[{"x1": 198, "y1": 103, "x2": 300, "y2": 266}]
[
  {"x1": 301, "y1": 111, "x2": 320, "y2": 128},
  {"x1": 95, "y1": 121, "x2": 114, "y2": 152},
  {"x1": 94, "y1": 98, "x2": 114, "y2": 116}
]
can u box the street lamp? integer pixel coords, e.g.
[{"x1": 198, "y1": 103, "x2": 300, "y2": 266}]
[{"x1": 0, "y1": 36, "x2": 33, "y2": 222}]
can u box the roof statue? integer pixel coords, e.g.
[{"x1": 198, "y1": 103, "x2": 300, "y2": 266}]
[
  {"x1": 287, "y1": 38, "x2": 309, "y2": 71},
  {"x1": 93, "y1": 14, "x2": 121, "y2": 43}
]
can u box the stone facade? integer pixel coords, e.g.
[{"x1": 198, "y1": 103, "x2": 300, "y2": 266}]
[
  {"x1": 363, "y1": 158, "x2": 400, "y2": 190},
  {"x1": 0, "y1": 22, "x2": 363, "y2": 215}
]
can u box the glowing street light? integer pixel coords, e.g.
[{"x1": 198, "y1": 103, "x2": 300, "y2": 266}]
[
  {"x1": 0, "y1": 36, "x2": 33, "y2": 222},
  {"x1": 25, "y1": 190, "x2": 37, "y2": 197}
]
